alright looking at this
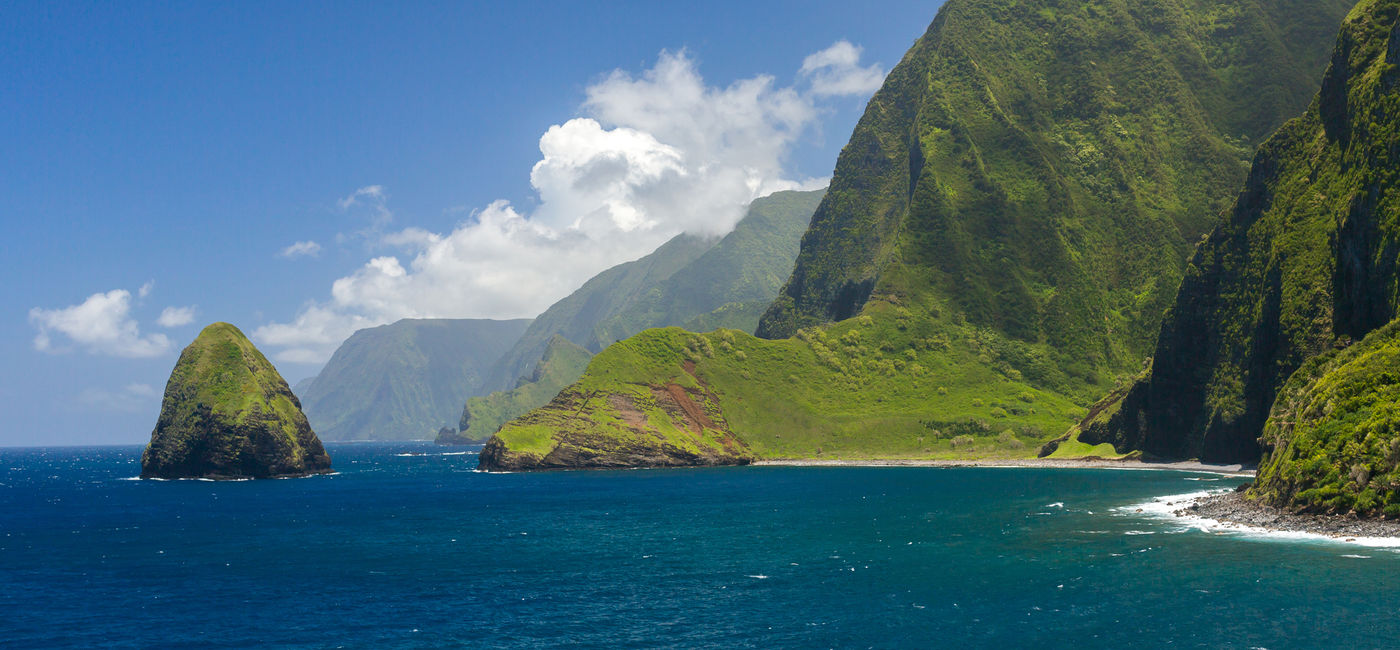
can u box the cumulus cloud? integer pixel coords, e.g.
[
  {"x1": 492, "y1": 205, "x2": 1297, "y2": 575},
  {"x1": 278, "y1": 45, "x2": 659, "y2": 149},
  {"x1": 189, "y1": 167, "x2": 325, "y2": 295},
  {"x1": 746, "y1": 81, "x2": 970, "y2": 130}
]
[
  {"x1": 280, "y1": 240, "x2": 322, "y2": 259},
  {"x1": 77, "y1": 383, "x2": 162, "y2": 413},
  {"x1": 800, "y1": 41, "x2": 886, "y2": 97},
  {"x1": 257, "y1": 43, "x2": 882, "y2": 364},
  {"x1": 30, "y1": 289, "x2": 172, "y2": 358},
  {"x1": 156, "y1": 306, "x2": 197, "y2": 328}
]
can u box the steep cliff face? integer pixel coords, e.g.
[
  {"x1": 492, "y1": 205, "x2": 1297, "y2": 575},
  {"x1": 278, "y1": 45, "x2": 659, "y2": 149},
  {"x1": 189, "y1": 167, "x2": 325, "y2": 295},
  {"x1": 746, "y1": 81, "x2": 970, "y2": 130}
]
[
  {"x1": 758, "y1": 0, "x2": 1350, "y2": 383},
  {"x1": 141, "y1": 323, "x2": 331, "y2": 479},
  {"x1": 1251, "y1": 318, "x2": 1400, "y2": 516},
  {"x1": 440, "y1": 335, "x2": 593, "y2": 444},
  {"x1": 1087, "y1": 0, "x2": 1400, "y2": 463},
  {"x1": 480, "y1": 0, "x2": 1353, "y2": 471},
  {"x1": 482, "y1": 190, "x2": 823, "y2": 393},
  {"x1": 300, "y1": 318, "x2": 531, "y2": 441}
]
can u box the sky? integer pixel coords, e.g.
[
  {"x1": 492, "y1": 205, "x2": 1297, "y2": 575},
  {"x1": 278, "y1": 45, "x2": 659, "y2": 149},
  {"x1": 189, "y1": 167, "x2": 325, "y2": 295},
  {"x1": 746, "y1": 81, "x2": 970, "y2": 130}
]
[{"x1": 1, "y1": 0, "x2": 943, "y2": 446}]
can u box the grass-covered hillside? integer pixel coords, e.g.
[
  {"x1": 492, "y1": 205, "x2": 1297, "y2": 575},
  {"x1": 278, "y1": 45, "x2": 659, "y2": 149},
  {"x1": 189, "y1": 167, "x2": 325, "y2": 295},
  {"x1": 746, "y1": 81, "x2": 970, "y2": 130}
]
[
  {"x1": 482, "y1": 304, "x2": 1092, "y2": 470},
  {"x1": 1088, "y1": 0, "x2": 1400, "y2": 462},
  {"x1": 482, "y1": 0, "x2": 1352, "y2": 469},
  {"x1": 482, "y1": 189, "x2": 824, "y2": 393},
  {"x1": 1251, "y1": 318, "x2": 1400, "y2": 516},
  {"x1": 142, "y1": 323, "x2": 330, "y2": 479},
  {"x1": 442, "y1": 335, "x2": 592, "y2": 443},
  {"x1": 759, "y1": 0, "x2": 1350, "y2": 390},
  {"x1": 301, "y1": 318, "x2": 531, "y2": 441}
]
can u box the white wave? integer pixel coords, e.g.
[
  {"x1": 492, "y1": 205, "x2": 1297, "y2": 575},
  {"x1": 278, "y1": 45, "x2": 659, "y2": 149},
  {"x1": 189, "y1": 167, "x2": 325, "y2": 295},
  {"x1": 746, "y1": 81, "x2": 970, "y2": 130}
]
[
  {"x1": 746, "y1": 574, "x2": 770, "y2": 579},
  {"x1": 1045, "y1": 502, "x2": 1065, "y2": 508},
  {"x1": 1341, "y1": 554, "x2": 1371, "y2": 559},
  {"x1": 1121, "y1": 490, "x2": 1400, "y2": 549},
  {"x1": 395, "y1": 451, "x2": 478, "y2": 457}
]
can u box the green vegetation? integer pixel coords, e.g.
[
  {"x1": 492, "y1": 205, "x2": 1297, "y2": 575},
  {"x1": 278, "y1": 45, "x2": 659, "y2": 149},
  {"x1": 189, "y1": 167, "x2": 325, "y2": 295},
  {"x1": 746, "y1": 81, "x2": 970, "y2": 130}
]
[
  {"x1": 485, "y1": 307, "x2": 1091, "y2": 469},
  {"x1": 301, "y1": 318, "x2": 531, "y2": 441},
  {"x1": 442, "y1": 335, "x2": 592, "y2": 443},
  {"x1": 482, "y1": 189, "x2": 824, "y2": 392},
  {"x1": 1252, "y1": 319, "x2": 1400, "y2": 516},
  {"x1": 141, "y1": 322, "x2": 330, "y2": 479},
  {"x1": 1091, "y1": 0, "x2": 1400, "y2": 463},
  {"x1": 485, "y1": 0, "x2": 1352, "y2": 470}
]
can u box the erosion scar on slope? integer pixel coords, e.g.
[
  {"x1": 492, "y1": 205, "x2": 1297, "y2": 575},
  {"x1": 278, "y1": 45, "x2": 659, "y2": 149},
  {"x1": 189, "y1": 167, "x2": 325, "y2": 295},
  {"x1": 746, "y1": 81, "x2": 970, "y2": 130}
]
[{"x1": 662, "y1": 383, "x2": 715, "y2": 433}]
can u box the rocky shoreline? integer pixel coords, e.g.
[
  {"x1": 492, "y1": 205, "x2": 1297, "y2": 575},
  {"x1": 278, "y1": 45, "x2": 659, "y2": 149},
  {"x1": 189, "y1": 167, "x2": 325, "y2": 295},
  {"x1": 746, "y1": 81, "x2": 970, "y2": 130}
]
[
  {"x1": 754, "y1": 458, "x2": 1254, "y2": 476},
  {"x1": 1178, "y1": 491, "x2": 1400, "y2": 540}
]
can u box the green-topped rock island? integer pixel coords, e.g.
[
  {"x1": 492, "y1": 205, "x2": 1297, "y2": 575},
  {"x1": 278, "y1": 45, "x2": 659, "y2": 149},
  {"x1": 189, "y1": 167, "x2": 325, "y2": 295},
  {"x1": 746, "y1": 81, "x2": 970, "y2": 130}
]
[{"x1": 140, "y1": 322, "x2": 332, "y2": 480}]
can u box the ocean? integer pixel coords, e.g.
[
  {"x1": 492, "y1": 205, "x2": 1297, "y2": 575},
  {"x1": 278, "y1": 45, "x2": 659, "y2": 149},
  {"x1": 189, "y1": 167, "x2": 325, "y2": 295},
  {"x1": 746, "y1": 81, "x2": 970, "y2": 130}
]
[{"x1": 2, "y1": 442, "x2": 1397, "y2": 648}]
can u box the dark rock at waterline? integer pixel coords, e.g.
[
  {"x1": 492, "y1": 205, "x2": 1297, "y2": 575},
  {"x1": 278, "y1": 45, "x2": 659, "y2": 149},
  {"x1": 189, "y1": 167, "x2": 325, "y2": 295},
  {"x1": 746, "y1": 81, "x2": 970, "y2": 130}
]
[
  {"x1": 141, "y1": 323, "x2": 331, "y2": 480},
  {"x1": 1181, "y1": 492, "x2": 1400, "y2": 540}
]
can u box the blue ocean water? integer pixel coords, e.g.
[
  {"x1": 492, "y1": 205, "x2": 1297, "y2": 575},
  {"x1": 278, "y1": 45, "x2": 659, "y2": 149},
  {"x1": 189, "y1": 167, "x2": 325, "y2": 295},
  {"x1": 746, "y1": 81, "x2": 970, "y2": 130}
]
[{"x1": 2, "y1": 443, "x2": 1398, "y2": 648}]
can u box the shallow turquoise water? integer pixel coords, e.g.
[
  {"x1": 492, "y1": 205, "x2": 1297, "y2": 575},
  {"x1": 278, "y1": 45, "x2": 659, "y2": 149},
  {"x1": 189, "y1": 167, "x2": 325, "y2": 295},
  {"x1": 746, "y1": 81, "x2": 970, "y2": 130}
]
[{"x1": 2, "y1": 442, "x2": 1396, "y2": 648}]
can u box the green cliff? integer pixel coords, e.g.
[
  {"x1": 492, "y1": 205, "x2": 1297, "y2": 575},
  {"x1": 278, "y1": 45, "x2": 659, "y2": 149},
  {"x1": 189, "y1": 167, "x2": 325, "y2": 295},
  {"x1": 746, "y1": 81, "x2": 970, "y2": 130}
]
[
  {"x1": 141, "y1": 322, "x2": 331, "y2": 479},
  {"x1": 301, "y1": 318, "x2": 531, "y2": 441},
  {"x1": 440, "y1": 335, "x2": 592, "y2": 444},
  {"x1": 1251, "y1": 319, "x2": 1400, "y2": 516},
  {"x1": 481, "y1": 189, "x2": 824, "y2": 392},
  {"x1": 1087, "y1": 0, "x2": 1400, "y2": 463},
  {"x1": 481, "y1": 0, "x2": 1351, "y2": 470}
]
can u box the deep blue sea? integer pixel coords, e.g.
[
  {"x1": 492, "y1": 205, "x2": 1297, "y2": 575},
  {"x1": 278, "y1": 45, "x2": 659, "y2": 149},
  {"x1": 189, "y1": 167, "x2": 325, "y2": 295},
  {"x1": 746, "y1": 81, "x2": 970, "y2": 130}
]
[{"x1": 3, "y1": 442, "x2": 1399, "y2": 648}]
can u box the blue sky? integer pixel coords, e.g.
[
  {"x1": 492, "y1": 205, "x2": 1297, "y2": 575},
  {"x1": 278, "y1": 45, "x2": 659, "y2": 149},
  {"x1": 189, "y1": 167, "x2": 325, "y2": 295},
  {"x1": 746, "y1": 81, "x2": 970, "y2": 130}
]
[{"x1": 2, "y1": 1, "x2": 943, "y2": 446}]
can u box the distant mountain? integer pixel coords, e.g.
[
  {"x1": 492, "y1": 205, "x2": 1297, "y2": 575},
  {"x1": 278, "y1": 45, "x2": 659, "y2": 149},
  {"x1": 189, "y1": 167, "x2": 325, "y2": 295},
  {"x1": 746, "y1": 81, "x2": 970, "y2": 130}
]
[
  {"x1": 440, "y1": 335, "x2": 592, "y2": 444},
  {"x1": 291, "y1": 376, "x2": 315, "y2": 400},
  {"x1": 481, "y1": 0, "x2": 1353, "y2": 470},
  {"x1": 301, "y1": 318, "x2": 531, "y2": 441},
  {"x1": 482, "y1": 189, "x2": 824, "y2": 391}
]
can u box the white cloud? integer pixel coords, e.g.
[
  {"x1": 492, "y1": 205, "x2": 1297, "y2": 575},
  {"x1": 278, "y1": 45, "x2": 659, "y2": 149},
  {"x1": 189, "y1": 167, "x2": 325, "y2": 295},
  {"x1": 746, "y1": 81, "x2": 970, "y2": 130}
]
[
  {"x1": 279, "y1": 240, "x2": 322, "y2": 259},
  {"x1": 77, "y1": 383, "x2": 162, "y2": 413},
  {"x1": 29, "y1": 289, "x2": 172, "y2": 358},
  {"x1": 156, "y1": 305, "x2": 197, "y2": 328},
  {"x1": 338, "y1": 185, "x2": 385, "y2": 210},
  {"x1": 800, "y1": 41, "x2": 886, "y2": 97},
  {"x1": 138, "y1": 281, "x2": 154, "y2": 299},
  {"x1": 257, "y1": 43, "x2": 877, "y2": 364}
]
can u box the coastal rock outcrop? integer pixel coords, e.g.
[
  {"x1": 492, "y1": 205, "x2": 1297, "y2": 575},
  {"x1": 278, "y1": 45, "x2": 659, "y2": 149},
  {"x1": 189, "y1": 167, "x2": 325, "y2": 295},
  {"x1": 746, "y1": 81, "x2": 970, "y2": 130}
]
[
  {"x1": 141, "y1": 322, "x2": 331, "y2": 479},
  {"x1": 1251, "y1": 319, "x2": 1400, "y2": 516}
]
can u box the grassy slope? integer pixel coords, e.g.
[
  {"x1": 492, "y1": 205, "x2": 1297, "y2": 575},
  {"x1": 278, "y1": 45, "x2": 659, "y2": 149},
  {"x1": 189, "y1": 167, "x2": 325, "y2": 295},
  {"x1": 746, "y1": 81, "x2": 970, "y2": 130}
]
[
  {"x1": 142, "y1": 323, "x2": 329, "y2": 476},
  {"x1": 482, "y1": 190, "x2": 824, "y2": 392},
  {"x1": 480, "y1": 234, "x2": 714, "y2": 393},
  {"x1": 1252, "y1": 318, "x2": 1400, "y2": 516},
  {"x1": 301, "y1": 318, "x2": 532, "y2": 441},
  {"x1": 448, "y1": 336, "x2": 593, "y2": 442},
  {"x1": 1091, "y1": 0, "x2": 1400, "y2": 462},
  {"x1": 494, "y1": 307, "x2": 1088, "y2": 463},
  {"x1": 487, "y1": 0, "x2": 1351, "y2": 466}
]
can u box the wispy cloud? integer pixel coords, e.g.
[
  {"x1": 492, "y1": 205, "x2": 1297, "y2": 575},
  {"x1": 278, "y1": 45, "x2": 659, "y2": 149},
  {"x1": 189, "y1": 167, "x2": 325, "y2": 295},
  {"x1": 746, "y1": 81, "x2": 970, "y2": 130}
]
[
  {"x1": 256, "y1": 42, "x2": 874, "y2": 364},
  {"x1": 279, "y1": 240, "x2": 322, "y2": 259},
  {"x1": 156, "y1": 305, "x2": 197, "y2": 328},
  {"x1": 800, "y1": 41, "x2": 886, "y2": 97},
  {"x1": 29, "y1": 289, "x2": 172, "y2": 358}
]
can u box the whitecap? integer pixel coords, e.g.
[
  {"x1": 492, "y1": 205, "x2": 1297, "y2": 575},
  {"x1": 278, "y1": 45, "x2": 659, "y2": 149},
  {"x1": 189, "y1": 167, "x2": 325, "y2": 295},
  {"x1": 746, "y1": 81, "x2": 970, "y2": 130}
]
[
  {"x1": 1045, "y1": 502, "x2": 1065, "y2": 508},
  {"x1": 746, "y1": 574, "x2": 769, "y2": 579},
  {"x1": 1123, "y1": 490, "x2": 1400, "y2": 548}
]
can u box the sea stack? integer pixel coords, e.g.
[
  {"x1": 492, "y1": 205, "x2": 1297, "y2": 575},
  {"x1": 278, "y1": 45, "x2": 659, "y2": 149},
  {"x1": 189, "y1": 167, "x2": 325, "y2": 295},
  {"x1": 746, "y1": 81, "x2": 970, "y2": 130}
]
[{"x1": 140, "y1": 322, "x2": 331, "y2": 479}]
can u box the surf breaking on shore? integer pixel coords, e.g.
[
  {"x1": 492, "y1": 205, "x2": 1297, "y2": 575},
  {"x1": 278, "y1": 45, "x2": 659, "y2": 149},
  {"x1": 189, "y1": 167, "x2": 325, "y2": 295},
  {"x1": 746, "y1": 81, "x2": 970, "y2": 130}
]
[{"x1": 1125, "y1": 490, "x2": 1400, "y2": 548}]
